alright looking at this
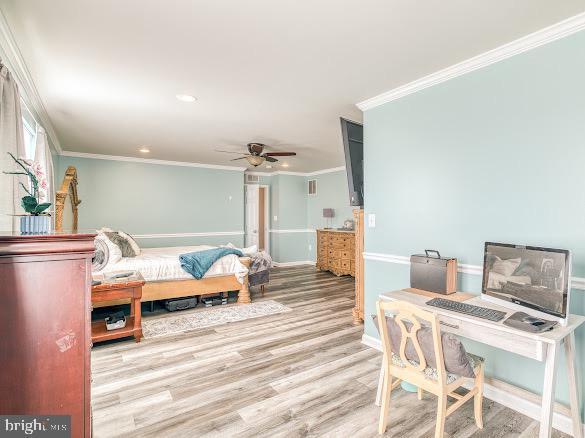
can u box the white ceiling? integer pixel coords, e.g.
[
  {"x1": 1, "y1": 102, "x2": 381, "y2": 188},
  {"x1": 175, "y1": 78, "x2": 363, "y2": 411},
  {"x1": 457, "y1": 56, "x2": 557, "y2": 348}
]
[{"x1": 2, "y1": 0, "x2": 585, "y2": 172}]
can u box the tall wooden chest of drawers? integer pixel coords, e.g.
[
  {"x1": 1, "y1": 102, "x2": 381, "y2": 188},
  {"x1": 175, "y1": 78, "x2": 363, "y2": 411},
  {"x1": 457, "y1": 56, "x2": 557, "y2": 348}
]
[
  {"x1": 316, "y1": 229, "x2": 355, "y2": 276},
  {"x1": 0, "y1": 232, "x2": 95, "y2": 437}
]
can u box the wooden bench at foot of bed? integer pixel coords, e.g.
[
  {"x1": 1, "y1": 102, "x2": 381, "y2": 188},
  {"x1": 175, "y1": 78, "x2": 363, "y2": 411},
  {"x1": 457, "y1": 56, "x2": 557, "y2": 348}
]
[{"x1": 93, "y1": 257, "x2": 251, "y2": 308}]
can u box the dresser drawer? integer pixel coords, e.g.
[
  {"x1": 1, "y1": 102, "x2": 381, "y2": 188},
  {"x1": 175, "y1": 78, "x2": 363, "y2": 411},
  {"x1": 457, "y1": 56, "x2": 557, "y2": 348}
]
[
  {"x1": 329, "y1": 259, "x2": 340, "y2": 269},
  {"x1": 341, "y1": 250, "x2": 352, "y2": 259},
  {"x1": 341, "y1": 259, "x2": 351, "y2": 270},
  {"x1": 328, "y1": 249, "x2": 341, "y2": 259}
]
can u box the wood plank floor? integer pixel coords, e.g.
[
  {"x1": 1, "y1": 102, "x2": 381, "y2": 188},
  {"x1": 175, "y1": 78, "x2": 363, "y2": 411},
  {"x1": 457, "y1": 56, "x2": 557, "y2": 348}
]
[{"x1": 91, "y1": 266, "x2": 568, "y2": 437}]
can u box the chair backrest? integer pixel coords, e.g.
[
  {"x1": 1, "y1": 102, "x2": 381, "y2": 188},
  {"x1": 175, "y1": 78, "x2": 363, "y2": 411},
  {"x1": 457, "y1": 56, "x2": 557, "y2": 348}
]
[{"x1": 376, "y1": 300, "x2": 447, "y2": 385}]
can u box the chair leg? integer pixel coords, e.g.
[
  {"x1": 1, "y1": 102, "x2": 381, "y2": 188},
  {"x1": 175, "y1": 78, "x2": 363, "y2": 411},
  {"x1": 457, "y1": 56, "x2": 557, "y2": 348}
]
[
  {"x1": 378, "y1": 360, "x2": 393, "y2": 435},
  {"x1": 474, "y1": 363, "x2": 484, "y2": 429},
  {"x1": 435, "y1": 395, "x2": 447, "y2": 438},
  {"x1": 417, "y1": 387, "x2": 423, "y2": 400}
]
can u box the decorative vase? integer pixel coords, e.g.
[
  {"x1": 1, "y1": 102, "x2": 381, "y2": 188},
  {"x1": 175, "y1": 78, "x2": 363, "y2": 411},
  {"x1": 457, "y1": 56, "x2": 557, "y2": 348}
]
[{"x1": 20, "y1": 215, "x2": 51, "y2": 234}]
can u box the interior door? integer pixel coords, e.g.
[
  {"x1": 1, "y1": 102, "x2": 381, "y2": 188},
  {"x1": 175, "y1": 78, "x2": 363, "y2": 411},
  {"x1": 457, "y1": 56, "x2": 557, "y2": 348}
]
[{"x1": 245, "y1": 184, "x2": 259, "y2": 247}]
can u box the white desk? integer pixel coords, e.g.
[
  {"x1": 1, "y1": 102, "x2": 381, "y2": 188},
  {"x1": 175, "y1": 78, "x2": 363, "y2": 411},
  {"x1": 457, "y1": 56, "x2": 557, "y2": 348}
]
[{"x1": 376, "y1": 289, "x2": 585, "y2": 438}]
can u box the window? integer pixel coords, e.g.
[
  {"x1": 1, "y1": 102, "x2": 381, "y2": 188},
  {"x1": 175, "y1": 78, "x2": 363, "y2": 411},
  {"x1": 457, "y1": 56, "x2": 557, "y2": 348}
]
[
  {"x1": 308, "y1": 179, "x2": 317, "y2": 195},
  {"x1": 21, "y1": 102, "x2": 37, "y2": 160}
]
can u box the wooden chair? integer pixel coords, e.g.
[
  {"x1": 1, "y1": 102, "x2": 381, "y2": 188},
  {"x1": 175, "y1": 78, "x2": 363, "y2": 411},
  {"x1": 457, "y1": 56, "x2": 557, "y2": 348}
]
[{"x1": 376, "y1": 300, "x2": 484, "y2": 437}]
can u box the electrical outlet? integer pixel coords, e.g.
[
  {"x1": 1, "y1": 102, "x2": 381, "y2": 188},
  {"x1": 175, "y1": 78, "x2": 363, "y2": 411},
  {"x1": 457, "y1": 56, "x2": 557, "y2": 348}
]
[
  {"x1": 273, "y1": 215, "x2": 278, "y2": 222},
  {"x1": 368, "y1": 213, "x2": 376, "y2": 228}
]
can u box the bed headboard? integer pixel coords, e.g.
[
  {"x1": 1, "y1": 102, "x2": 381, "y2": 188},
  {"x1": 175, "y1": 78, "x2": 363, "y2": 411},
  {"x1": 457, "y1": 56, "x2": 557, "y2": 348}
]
[{"x1": 55, "y1": 166, "x2": 81, "y2": 232}]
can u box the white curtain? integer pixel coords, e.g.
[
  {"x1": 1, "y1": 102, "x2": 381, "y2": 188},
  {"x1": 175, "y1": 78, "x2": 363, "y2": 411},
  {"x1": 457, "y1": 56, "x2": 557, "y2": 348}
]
[
  {"x1": 34, "y1": 126, "x2": 54, "y2": 207},
  {"x1": 0, "y1": 63, "x2": 25, "y2": 232}
]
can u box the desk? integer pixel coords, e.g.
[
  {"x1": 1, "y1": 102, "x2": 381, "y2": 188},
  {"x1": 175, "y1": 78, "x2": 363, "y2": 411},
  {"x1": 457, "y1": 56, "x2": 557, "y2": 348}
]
[{"x1": 376, "y1": 289, "x2": 584, "y2": 438}]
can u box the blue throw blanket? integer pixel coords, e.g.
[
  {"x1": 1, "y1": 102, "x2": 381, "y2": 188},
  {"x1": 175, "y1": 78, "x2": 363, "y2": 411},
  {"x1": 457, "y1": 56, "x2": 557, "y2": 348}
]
[{"x1": 179, "y1": 247, "x2": 244, "y2": 279}]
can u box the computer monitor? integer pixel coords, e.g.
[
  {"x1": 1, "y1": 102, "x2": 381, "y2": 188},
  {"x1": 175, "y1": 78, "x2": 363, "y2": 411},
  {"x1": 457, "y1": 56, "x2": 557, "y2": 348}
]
[{"x1": 481, "y1": 242, "x2": 571, "y2": 325}]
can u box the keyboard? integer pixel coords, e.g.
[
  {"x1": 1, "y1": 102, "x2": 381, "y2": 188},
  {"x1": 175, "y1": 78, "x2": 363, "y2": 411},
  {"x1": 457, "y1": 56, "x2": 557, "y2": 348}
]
[{"x1": 426, "y1": 298, "x2": 507, "y2": 322}]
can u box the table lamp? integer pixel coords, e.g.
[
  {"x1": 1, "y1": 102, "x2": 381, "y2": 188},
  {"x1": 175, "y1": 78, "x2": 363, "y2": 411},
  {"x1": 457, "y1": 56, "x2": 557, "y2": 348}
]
[{"x1": 323, "y1": 208, "x2": 334, "y2": 229}]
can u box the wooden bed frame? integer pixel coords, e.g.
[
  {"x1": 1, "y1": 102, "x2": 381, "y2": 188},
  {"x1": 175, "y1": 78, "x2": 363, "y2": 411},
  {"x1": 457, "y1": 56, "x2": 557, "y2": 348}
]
[{"x1": 54, "y1": 166, "x2": 253, "y2": 309}]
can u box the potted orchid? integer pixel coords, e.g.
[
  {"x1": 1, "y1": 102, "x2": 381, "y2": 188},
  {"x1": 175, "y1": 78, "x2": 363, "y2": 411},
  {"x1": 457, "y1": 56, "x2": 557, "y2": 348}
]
[{"x1": 3, "y1": 152, "x2": 52, "y2": 233}]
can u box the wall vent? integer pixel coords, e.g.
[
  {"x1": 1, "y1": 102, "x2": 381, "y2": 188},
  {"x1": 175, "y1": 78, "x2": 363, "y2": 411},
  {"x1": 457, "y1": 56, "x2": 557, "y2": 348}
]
[
  {"x1": 308, "y1": 179, "x2": 317, "y2": 195},
  {"x1": 245, "y1": 174, "x2": 260, "y2": 183}
]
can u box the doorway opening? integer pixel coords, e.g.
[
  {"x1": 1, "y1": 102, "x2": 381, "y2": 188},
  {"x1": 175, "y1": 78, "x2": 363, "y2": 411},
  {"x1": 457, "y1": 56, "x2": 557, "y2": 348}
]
[{"x1": 245, "y1": 184, "x2": 270, "y2": 252}]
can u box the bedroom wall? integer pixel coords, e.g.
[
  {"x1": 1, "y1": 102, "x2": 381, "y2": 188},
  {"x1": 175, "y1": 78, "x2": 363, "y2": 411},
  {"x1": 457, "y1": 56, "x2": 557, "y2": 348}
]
[
  {"x1": 362, "y1": 29, "x2": 585, "y2": 418},
  {"x1": 57, "y1": 155, "x2": 245, "y2": 248}
]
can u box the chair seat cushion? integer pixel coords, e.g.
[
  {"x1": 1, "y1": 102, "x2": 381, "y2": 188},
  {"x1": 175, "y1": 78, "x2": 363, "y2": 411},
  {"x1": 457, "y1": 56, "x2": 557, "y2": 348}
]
[{"x1": 391, "y1": 352, "x2": 484, "y2": 384}]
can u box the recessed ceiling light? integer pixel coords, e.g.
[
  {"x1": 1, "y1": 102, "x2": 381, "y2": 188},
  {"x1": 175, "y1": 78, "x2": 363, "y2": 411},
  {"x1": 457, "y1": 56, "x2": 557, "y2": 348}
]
[
  {"x1": 138, "y1": 147, "x2": 150, "y2": 153},
  {"x1": 176, "y1": 94, "x2": 197, "y2": 102},
  {"x1": 281, "y1": 163, "x2": 289, "y2": 168}
]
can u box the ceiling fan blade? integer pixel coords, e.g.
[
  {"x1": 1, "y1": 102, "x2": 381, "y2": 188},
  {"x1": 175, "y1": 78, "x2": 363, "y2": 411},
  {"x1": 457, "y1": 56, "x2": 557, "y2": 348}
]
[
  {"x1": 265, "y1": 156, "x2": 279, "y2": 163},
  {"x1": 264, "y1": 152, "x2": 297, "y2": 157},
  {"x1": 230, "y1": 157, "x2": 247, "y2": 161},
  {"x1": 216, "y1": 150, "x2": 244, "y2": 154}
]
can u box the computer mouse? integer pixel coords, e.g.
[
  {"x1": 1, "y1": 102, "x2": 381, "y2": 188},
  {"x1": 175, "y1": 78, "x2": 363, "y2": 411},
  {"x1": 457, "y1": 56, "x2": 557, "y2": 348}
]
[{"x1": 522, "y1": 316, "x2": 544, "y2": 325}]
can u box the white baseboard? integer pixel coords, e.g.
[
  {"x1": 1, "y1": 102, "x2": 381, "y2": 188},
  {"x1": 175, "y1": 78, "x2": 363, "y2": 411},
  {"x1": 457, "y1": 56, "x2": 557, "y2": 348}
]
[
  {"x1": 273, "y1": 260, "x2": 316, "y2": 267},
  {"x1": 361, "y1": 334, "x2": 585, "y2": 436}
]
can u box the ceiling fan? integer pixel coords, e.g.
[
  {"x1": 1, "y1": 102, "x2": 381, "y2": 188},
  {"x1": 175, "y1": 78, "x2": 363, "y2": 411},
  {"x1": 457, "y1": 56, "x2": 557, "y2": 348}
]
[{"x1": 216, "y1": 143, "x2": 297, "y2": 167}]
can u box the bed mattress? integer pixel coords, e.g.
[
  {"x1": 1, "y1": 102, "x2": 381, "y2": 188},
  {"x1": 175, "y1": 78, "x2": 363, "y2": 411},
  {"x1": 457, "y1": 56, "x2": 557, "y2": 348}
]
[{"x1": 101, "y1": 245, "x2": 248, "y2": 283}]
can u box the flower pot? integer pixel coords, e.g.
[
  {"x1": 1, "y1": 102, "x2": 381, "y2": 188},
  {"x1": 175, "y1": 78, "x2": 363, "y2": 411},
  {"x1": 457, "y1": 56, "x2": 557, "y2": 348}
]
[{"x1": 20, "y1": 215, "x2": 51, "y2": 234}]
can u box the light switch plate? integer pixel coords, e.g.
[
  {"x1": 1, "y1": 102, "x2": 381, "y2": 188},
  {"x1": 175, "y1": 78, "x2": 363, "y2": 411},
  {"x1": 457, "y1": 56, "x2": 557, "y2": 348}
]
[
  {"x1": 273, "y1": 215, "x2": 278, "y2": 222},
  {"x1": 368, "y1": 214, "x2": 376, "y2": 228}
]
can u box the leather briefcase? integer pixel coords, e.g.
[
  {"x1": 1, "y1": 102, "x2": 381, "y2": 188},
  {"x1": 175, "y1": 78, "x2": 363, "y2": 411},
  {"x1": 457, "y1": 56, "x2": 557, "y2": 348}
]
[{"x1": 410, "y1": 250, "x2": 457, "y2": 294}]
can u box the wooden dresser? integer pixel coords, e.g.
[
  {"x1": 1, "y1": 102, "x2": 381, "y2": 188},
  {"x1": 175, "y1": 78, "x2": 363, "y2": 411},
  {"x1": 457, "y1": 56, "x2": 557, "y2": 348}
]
[
  {"x1": 316, "y1": 229, "x2": 355, "y2": 276},
  {"x1": 0, "y1": 231, "x2": 95, "y2": 437}
]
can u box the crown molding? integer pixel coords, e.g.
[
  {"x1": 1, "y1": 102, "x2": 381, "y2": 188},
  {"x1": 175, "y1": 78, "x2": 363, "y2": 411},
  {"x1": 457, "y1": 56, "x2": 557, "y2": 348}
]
[
  {"x1": 0, "y1": 11, "x2": 63, "y2": 153},
  {"x1": 245, "y1": 166, "x2": 345, "y2": 177},
  {"x1": 363, "y1": 251, "x2": 585, "y2": 290},
  {"x1": 60, "y1": 151, "x2": 248, "y2": 171},
  {"x1": 357, "y1": 12, "x2": 585, "y2": 111}
]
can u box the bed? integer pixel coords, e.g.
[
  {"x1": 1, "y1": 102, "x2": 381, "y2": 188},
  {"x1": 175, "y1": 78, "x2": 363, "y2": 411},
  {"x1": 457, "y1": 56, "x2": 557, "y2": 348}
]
[{"x1": 94, "y1": 245, "x2": 251, "y2": 307}]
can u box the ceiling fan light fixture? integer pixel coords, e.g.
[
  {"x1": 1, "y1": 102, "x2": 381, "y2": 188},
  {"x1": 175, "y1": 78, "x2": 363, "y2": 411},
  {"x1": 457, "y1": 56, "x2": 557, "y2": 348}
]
[{"x1": 246, "y1": 155, "x2": 265, "y2": 167}]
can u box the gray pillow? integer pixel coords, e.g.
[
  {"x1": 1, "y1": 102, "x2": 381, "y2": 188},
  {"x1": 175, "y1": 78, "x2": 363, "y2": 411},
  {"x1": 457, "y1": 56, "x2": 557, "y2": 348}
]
[
  {"x1": 372, "y1": 315, "x2": 475, "y2": 378},
  {"x1": 104, "y1": 232, "x2": 138, "y2": 257}
]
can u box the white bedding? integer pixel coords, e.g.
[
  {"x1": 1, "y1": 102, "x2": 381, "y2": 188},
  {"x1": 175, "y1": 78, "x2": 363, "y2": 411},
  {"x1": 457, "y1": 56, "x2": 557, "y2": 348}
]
[{"x1": 101, "y1": 245, "x2": 248, "y2": 283}]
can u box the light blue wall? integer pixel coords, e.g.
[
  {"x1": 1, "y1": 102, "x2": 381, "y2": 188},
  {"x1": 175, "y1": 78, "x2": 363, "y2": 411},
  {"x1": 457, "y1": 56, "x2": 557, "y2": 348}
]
[
  {"x1": 57, "y1": 156, "x2": 245, "y2": 248},
  {"x1": 306, "y1": 170, "x2": 354, "y2": 230},
  {"x1": 363, "y1": 30, "x2": 585, "y2": 418}
]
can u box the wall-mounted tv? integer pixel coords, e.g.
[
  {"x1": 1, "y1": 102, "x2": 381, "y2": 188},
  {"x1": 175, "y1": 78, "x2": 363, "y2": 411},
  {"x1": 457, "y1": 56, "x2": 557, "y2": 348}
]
[{"x1": 340, "y1": 117, "x2": 363, "y2": 207}]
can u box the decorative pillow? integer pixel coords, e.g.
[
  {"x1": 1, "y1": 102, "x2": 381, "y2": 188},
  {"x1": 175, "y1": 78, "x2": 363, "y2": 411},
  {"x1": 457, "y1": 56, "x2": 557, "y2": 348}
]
[
  {"x1": 118, "y1": 231, "x2": 141, "y2": 256},
  {"x1": 104, "y1": 231, "x2": 137, "y2": 258},
  {"x1": 491, "y1": 256, "x2": 521, "y2": 277},
  {"x1": 93, "y1": 235, "x2": 110, "y2": 271},
  {"x1": 96, "y1": 231, "x2": 122, "y2": 264},
  {"x1": 372, "y1": 315, "x2": 476, "y2": 378}
]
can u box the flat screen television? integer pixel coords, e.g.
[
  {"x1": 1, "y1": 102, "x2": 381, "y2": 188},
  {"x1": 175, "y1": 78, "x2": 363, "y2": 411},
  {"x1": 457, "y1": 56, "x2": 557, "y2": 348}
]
[
  {"x1": 481, "y1": 242, "x2": 571, "y2": 324},
  {"x1": 340, "y1": 117, "x2": 363, "y2": 207}
]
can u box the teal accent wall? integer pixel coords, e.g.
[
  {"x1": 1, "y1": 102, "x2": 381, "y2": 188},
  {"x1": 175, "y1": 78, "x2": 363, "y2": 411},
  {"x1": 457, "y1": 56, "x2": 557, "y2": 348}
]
[
  {"x1": 363, "y1": 30, "x2": 585, "y2": 418},
  {"x1": 57, "y1": 156, "x2": 245, "y2": 248}
]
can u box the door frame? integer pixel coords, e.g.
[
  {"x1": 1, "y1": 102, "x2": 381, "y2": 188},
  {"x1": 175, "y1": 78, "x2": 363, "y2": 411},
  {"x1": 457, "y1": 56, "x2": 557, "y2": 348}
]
[{"x1": 259, "y1": 184, "x2": 270, "y2": 254}]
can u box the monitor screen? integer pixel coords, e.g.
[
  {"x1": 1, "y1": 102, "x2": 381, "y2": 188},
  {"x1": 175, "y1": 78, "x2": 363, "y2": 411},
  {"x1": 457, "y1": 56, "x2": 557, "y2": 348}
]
[{"x1": 482, "y1": 242, "x2": 570, "y2": 318}]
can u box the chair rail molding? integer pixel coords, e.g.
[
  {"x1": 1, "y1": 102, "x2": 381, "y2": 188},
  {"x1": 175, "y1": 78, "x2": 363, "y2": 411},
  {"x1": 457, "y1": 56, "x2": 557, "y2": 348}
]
[
  {"x1": 269, "y1": 229, "x2": 316, "y2": 233},
  {"x1": 357, "y1": 11, "x2": 585, "y2": 111},
  {"x1": 134, "y1": 231, "x2": 245, "y2": 239},
  {"x1": 363, "y1": 251, "x2": 585, "y2": 290}
]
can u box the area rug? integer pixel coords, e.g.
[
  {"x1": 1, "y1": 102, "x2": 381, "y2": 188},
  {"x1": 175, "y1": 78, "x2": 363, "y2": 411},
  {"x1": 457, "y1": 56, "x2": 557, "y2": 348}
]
[{"x1": 142, "y1": 300, "x2": 292, "y2": 339}]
